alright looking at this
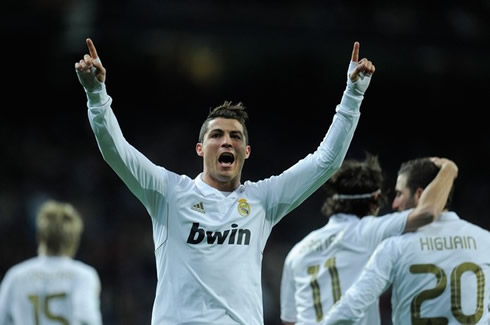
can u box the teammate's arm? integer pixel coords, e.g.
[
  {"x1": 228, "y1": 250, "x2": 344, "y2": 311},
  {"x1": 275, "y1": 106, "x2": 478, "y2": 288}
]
[{"x1": 403, "y1": 158, "x2": 458, "y2": 232}]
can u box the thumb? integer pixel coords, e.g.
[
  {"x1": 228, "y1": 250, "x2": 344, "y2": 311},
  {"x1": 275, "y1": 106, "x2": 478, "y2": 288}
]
[{"x1": 348, "y1": 62, "x2": 361, "y2": 82}]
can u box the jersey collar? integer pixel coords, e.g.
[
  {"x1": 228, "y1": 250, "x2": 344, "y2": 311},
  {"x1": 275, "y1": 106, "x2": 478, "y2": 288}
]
[{"x1": 194, "y1": 173, "x2": 243, "y2": 198}]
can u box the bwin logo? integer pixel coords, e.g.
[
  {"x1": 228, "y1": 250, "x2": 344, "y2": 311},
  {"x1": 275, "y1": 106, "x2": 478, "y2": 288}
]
[{"x1": 186, "y1": 223, "x2": 251, "y2": 245}]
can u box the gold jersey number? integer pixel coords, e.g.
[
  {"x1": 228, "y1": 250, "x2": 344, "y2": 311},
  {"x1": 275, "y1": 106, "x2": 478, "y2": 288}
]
[
  {"x1": 307, "y1": 257, "x2": 341, "y2": 322},
  {"x1": 410, "y1": 262, "x2": 485, "y2": 324},
  {"x1": 28, "y1": 293, "x2": 69, "y2": 325}
]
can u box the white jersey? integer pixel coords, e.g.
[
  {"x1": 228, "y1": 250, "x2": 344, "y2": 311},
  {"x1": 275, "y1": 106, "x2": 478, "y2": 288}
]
[
  {"x1": 86, "y1": 85, "x2": 362, "y2": 324},
  {"x1": 280, "y1": 211, "x2": 410, "y2": 325},
  {"x1": 0, "y1": 256, "x2": 102, "y2": 325},
  {"x1": 323, "y1": 211, "x2": 490, "y2": 325}
]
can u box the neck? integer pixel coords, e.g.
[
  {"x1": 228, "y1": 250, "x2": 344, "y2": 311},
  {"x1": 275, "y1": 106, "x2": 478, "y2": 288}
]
[{"x1": 201, "y1": 173, "x2": 240, "y2": 192}]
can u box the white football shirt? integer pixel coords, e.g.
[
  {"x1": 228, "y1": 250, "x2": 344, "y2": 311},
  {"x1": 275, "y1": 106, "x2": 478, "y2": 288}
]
[
  {"x1": 280, "y1": 210, "x2": 410, "y2": 325},
  {"x1": 86, "y1": 84, "x2": 363, "y2": 324},
  {"x1": 323, "y1": 211, "x2": 490, "y2": 324},
  {"x1": 0, "y1": 256, "x2": 102, "y2": 325}
]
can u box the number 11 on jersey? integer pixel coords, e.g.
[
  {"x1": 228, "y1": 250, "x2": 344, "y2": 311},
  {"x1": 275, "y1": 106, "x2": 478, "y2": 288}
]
[{"x1": 307, "y1": 257, "x2": 341, "y2": 322}]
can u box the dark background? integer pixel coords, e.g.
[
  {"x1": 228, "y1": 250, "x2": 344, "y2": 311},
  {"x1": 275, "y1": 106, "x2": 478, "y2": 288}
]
[{"x1": 1, "y1": 0, "x2": 489, "y2": 324}]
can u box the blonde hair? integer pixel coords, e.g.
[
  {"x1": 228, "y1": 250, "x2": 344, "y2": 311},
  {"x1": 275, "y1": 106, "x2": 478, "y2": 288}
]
[{"x1": 36, "y1": 200, "x2": 84, "y2": 257}]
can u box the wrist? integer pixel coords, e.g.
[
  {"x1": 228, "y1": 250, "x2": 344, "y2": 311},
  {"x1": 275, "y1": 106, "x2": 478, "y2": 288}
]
[{"x1": 86, "y1": 84, "x2": 109, "y2": 106}]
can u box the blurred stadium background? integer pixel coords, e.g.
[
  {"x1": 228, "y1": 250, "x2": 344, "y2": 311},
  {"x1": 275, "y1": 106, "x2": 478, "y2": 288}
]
[{"x1": 1, "y1": 0, "x2": 489, "y2": 324}]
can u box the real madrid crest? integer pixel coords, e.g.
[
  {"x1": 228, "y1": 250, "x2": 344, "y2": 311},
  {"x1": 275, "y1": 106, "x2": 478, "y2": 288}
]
[{"x1": 237, "y1": 198, "x2": 250, "y2": 217}]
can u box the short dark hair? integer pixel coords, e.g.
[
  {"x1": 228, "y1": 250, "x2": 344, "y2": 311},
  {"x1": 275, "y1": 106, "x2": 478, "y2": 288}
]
[
  {"x1": 321, "y1": 152, "x2": 387, "y2": 217},
  {"x1": 198, "y1": 101, "x2": 249, "y2": 144},
  {"x1": 398, "y1": 157, "x2": 455, "y2": 209}
]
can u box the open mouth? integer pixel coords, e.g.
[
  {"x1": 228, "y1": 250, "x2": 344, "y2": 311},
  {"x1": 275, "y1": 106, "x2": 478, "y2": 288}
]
[{"x1": 218, "y1": 152, "x2": 235, "y2": 166}]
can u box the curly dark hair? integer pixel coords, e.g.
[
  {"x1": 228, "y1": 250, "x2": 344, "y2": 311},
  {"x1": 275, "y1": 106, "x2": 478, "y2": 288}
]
[
  {"x1": 198, "y1": 101, "x2": 249, "y2": 144},
  {"x1": 321, "y1": 152, "x2": 387, "y2": 218}
]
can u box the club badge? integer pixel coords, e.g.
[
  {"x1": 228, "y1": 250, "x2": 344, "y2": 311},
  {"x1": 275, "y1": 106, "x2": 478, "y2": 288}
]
[{"x1": 237, "y1": 198, "x2": 250, "y2": 217}]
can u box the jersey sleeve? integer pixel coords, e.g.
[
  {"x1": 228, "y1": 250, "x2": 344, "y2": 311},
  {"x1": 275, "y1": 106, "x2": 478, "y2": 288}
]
[
  {"x1": 280, "y1": 253, "x2": 298, "y2": 323},
  {"x1": 86, "y1": 90, "x2": 170, "y2": 216},
  {"x1": 322, "y1": 238, "x2": 398, "y2": 324},
  {"x1": 257, "y1": 87, "x2": 363, "y2": 225},
  {"x1": 359, "y1": 209, "x2": 411, "y2": 249}
]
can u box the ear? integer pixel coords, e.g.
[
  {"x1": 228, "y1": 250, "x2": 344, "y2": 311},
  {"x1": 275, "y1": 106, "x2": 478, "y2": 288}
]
[
  {"x1": 244, "y1": 145, "x2": 251, "y2": 159},
  {"x1": 414, "y1": 187, "x2": 424, "y2": 204},
  {"x1": 196, "y1": 142, "x2": 204, "y2": 157}
]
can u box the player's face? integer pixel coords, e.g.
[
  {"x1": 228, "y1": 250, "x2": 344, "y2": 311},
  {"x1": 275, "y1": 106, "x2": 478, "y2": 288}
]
[
  {"x1": 196, "y1": 117, "x2": 251, "y2": 191},
  {"x1": 392, "y1": 173, "x2": 417, "y2": 211}
]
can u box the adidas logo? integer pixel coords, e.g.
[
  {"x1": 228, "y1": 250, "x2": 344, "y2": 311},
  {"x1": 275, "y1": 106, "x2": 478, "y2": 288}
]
[{"x1": 191, "y1": 202, "x2": 205, "y2": 213}]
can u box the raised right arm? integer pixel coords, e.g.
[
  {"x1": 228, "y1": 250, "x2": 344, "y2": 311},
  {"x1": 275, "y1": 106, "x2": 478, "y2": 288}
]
[{"x1": 75, "y1": 38, "x2": 168, "y2": 205}]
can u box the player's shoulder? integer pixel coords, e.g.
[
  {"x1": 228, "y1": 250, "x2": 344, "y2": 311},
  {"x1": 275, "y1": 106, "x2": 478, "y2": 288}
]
[
  {"x1": 443, "y1": 212, "x2": 490, "y2": 234},
  {"x1": 376, "y1": 233, "x2": 414, "y2": 254},
  {"x1": 237, "y1": 179, "x2": 272, "y2": 201},
  {"x1": 1, "y1": 257, "x2": 39, "y2": 282},
  {"x1": 286, "y1": 226, "x2": 331, "y2": 261},
  {"x1": 387, "y1": 232, "x2": 414, "y2": 244},
  {"x1": 7, "y1": 256, "x2": 40, "y2": 273},
  {"x1": 161, "y1": 172, "x2": 200, "y2": 198},
  {"x1": 356, "y1": 210, "x2": 408, "y2": 233},
  {"x1": 241, "y1": 179, "x2": 264, "y2": 193},
  {"x1": 70, "y1": 259, "x2": 99, "y2": 276},
  {"x1": 459, "y1": 219, "x2": 490, "y2": 238},
  {"x1": 65, "y1": 260, "x2": 101, "y2": 287},
  {"x1": 361, "y1": 209, "x2": 410, "y2": 224},
  {"x1": 242, "y1": 174, "x2": 287, "y2": 194},
  {"x1": 171, "y1": 172, "x2": 194, "y2": 188},
  {"x1": 354, "y1": 214, "x2": 388, "y2": 232}
]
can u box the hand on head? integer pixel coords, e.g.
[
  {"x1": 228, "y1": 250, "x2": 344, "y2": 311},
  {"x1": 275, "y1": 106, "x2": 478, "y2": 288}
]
[{"x1": 430, "y1": 157, "x2": 459, "y2": 178}]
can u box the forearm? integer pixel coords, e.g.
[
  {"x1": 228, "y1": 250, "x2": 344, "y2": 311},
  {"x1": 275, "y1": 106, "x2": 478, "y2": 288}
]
[
  {"x1": 320, "y1": 83, "x2": 363, "y2": 168},
  {"x1": 265, "y1": 81, "x2": 364, "y2": 221},
  {"x1": 317, "y1": 62, "x2": 370, "y2": 172},
  {"x1": 418, "y1": 160, "x2": 458, "y2": 216}
]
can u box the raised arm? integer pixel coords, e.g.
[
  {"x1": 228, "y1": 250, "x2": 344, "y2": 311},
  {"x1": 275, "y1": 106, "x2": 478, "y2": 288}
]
[
  {"x1": 315, "y1": 40, "x2": 376, "y2": 167},
  {"x1": 74, "y1": 38, "x2": 167, "y2": 210},
  {"x1": 263, "y1": 42, "x2": 377, "y2": 223},
  {"x1": 404, "y1": 158, "x2": 458, "y2": 232}
]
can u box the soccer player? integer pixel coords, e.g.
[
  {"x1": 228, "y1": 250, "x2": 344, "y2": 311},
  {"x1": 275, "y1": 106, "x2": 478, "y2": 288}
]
[
  {"x1": 74, "y1": 38, "x2": 375, "y2": 325},
  {"x1": 280, "y1": 155, "x2": 458, "y2": 325},
  {"x1": 321, "y1": 158, "x2": 490, "y2": 324},
  {"x1": 0, "y1": 200, "x2": 102, "y2": 324}
]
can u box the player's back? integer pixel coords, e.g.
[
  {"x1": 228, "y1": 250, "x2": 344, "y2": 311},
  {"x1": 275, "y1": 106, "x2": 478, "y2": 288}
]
[
  {"x1": 281, "y1": 210, "x2": 408, "y2": 324},
  {"x1": 390, "y1": 211, "x2": 490, "y2": 324},
  {"x1": 0, "y1": 255, "x2": 102, "y2": 325}
]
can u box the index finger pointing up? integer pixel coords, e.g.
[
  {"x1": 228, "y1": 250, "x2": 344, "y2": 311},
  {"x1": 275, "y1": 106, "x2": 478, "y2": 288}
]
[
  {"x1": 351, "y1": 41, "x2": 360, "y2": 62},
  {"x1": 86, "y1": 38, "x2": 99, "y2": 59}
]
